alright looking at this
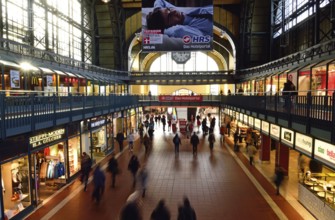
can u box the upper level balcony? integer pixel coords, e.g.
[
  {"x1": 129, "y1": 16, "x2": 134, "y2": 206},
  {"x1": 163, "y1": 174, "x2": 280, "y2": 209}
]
[{"x1": 1, "y1": 90, "x2": 334, "y2": 144}]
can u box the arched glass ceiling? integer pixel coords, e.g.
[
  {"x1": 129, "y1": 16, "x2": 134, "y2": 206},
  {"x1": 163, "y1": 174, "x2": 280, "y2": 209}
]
[{"x1": 149, "y1": 52, "x2": 218, "y2": 72}]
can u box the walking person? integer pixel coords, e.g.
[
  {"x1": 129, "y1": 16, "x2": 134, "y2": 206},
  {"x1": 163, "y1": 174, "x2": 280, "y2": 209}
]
[
  {"x1": 274, "y1": 166, "x2": 285, "y2": 195},
  {"x1": 107, "y1": 153, "x2": 119, "y2": 188},
  {"x1": 161, "y1": 115, "x2": 166, "y2": 131},
  {"x1": 127, "y1": 131, "x2": 135, "y2": 152},
  {"x1": 128, "y1": 155, "x2": 140, "y2": 188},
  {"x1": 143, "y1": 134, "x2": 151, "y2": 155},
  {"x1": 247, "y1": 144, "x2": 257, "y2": 166},
  {"x1": 178, "y1": 197, "x2": 197, "y2": 220},
  {"x1": 150, "y1": 199, "x2": 171, "y2": 220},
  {"x1": 80, "y1": 152, "x2": 92, "y2": 192},
  {"x1": 190, "y1": 132, "x2": 199, "y2": 156},
  {"x1": 138, "y1": 167, "x2": 149, "y2": 198},
  {"x1": 116, "y1": 130, "x2": 125, "y2": 152},
  {"x1": 208, "y1": 131, "x2": 215, "y2": 152},
  {"x1": 219, "y1": 124, "x2": 226, "y2": 144},
  {"x1": 173, "y1": 133, "x2": 182, "y2": 155},
  {"x1": 92, "y1": 164, "x2": 105, "y2": 204}
]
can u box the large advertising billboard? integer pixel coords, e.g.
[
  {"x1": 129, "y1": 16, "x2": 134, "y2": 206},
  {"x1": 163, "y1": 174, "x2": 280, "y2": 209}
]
[{"x1": 142, "y1": 0, "x2": 213, "y2": 52}]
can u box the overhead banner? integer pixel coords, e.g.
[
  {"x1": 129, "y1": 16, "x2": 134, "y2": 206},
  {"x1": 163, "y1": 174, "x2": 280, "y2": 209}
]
[
  {"x1": 159, "y1": 95, "x2": 202, "y2": 102},
  {"x1": 142, "y1": 0, "x2": 213, "y2": 52},
  {"x1": 10, "y1": 70, "x2": 20, "y2": 88}
]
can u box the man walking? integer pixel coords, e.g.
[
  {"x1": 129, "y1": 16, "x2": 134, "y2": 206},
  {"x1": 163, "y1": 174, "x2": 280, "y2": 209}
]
[
  {"x1": 190, "y1": 132, "x2": 199, "y2": 156},
  {"x1": 116, "y1": 130, "x2": 125, "y2": 152},
  {"x1": 173, "y1": 133, "x2": 181, "y2": 155}
]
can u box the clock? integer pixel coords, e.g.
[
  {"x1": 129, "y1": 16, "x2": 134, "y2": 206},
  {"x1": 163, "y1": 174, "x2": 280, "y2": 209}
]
[{"x1": 171, "y1": 51, "x2": 191, "y2": 64}]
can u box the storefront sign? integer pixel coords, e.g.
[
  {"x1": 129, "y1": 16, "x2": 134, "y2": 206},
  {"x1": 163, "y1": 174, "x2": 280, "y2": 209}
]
[
  {"x1": 90, "y1": 119, "x2": 106, "y2": 129},
  {"x1": 295, "y1": 132, "x2": 313, "y2": 156},
  {"x1": 248, "y1": 116, "x2": 254, "y2": 127},
  {"x1": 29, "y1": 129, "x2": 65, "y2": 148},
  {"x1": 281, "y1": 127, "x2": 294, "y2": 147},
  {"x1": 270, "y1": 124, "x2": 280, "y2": 140},
  {"x1": 254, "y1": 118, "x2": 261, "y2": 130},
  {"x1": 314, "y1": 139, "x2": 335, "y2": 168},
  {"x1": 261, "y1": 121, "x2": 269, "y2": 135},
  {"x1": 158, "y1": 95, "x2": 203, "y2": 102}
]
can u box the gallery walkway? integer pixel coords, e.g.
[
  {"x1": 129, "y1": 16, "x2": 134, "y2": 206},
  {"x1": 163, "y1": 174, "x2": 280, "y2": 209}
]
[{"x1": 24, "y1": 122, "x2": 315, "y2": 220}]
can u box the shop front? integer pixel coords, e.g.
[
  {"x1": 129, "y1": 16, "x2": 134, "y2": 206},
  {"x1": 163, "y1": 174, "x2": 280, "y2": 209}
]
[
  {"x1": 0, "y1": 135, "x2": 32, "y2": 220},
  {"x1": 29, "y1": 127, "x2": 67, "y2": 205},
  {"x1": 81, "y1": 117, "x2": 107, "y2": 164}
]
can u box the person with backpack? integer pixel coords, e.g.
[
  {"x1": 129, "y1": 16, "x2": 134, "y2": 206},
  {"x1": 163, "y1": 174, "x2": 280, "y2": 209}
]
[
  {"x1": 190, "y1": 132, "x2": 199, "y2": 156},
  {"x1": 173, "y1": 133, "x2": 181, "y2": 155}
]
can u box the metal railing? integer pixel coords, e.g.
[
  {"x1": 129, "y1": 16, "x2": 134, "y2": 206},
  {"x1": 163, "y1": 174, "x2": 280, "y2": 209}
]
[{"x1": 0, "y1": 91, "x2": 334, "y2": 140}]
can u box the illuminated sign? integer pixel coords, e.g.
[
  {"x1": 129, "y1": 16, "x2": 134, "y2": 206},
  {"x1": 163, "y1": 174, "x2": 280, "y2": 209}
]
[
  {"x1": 90, "y1": 119, "x2": 106, "y2": 129},
  {"x1": 295, "y1": 132, "x2": 313, "y2": 156},
  {"x1": 29, "y1": 129, "x2": 65, "y2": 148},
  {"x1": 314, "y1": 139, "x2": 335, "y2": 168},
  {"x1": 261, "y1": 121, "x2": 269, "y2": 135},
  {"x1": 280, "y1": 127, "x2": 294, "y2": 147},
  {"x1": 270, "y1": 124, "x2": 280, "y2": 140},
  {"x1": 254, "y1": 118, "x2": 261, "y2": 130}
]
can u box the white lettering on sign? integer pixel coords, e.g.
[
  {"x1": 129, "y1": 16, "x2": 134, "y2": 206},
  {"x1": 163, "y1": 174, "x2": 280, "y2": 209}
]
[{"x1": 29, "y1": 129, "x2": 65, "y2": 148}]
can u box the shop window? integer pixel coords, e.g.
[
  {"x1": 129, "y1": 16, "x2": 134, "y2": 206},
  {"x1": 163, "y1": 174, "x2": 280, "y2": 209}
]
[
  {"x1": 328, "y1": 64, "x2": 335, "y2": 96},
  {"x1": 32, "y1": 143, "x2": 66, "y2": 203},
  {"x1": 1, "y1": 156, "x2": 31, "y2": 220},
  {"x1": 68, "y1": 137, "x2": 81, "y2": 177}
]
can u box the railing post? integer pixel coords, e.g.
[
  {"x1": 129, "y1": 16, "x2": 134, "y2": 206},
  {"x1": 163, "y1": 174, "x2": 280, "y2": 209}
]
[
  {"x1": 331, "y1": 92, "x2": 335, "y2": 144},
  {"x1": 306, "y1": 91, "x2": 312, "y2": 134},
  {"x1": 69, "y1": 94, "x2": 73, "y2": 122},
  {"x1": 0, "y1": 93, "x2": 6, "y2": 138},
  {"x1": 53, "y1": 94, "x2": 57, "y2": 126},
  {"x1": 30, "y1": 94, "x2": 35, "y2": 131}
]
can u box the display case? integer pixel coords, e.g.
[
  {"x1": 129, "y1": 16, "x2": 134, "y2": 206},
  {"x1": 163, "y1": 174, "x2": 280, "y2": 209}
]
[{"x1": 299, "y1": 172, "x2": 335, "y2": 220}]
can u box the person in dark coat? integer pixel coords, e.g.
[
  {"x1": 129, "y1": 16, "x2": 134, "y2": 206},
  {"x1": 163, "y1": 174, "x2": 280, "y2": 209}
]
[
  {"x1": 143, "y1": 134, "x2": 151, "y2": 155},
  {"x1": 274, "y1": 166, "x2": 285, "y2": 195},
  {"x1": 178, "y1": 197, "x2": 197, "y2": 220},
  {"x1": 92, "y1": 164, "x2": 105, "y2": 203},
  {"x1": 120, "y1": 201, "x2": 142, "y2": 220},
  {"x1": 161, "y1": 115, "x2": 166, "y2": 131},
  {"x1": 190, "y1": 132, "x2": 199, "y2": 156},
  {"x1": 173, "y1": 133, "x2": 182, "y2": 155},
  {"x1": 208, "y1": 132, "x2": 215, "y2": 152},
  {"x1": 150, "y1": 199, "x2": 171, "y2": 220},
  {"x1": 116, "y1": 130, "x2": 125, "y2": 152},
  {"x1": 80, "y1": 152, "x2": 92, "y2": 192},
  {"x1": 107, "y1": 153, "x2": 118, "y2": 188},
  {"x1": 128, "y1": 155, "x2": 140, "y2": 188}
]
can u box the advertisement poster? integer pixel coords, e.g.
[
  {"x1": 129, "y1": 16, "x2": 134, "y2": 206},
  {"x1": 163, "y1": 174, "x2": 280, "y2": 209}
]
[
  {"x1": 46, "y1": 75, "x2": 53, "y2": 86},
  {"x1": 142, "y1": 0, "x2": 213, "y2": 52},
  {"x1": 10, "y1": 70, "x2": 20, "y2": 88}
]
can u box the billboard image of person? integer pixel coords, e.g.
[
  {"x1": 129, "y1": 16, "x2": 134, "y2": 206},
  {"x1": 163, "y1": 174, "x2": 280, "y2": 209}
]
[{"x1": 142, "y1": 0, "x2": 213, "y2": 52}]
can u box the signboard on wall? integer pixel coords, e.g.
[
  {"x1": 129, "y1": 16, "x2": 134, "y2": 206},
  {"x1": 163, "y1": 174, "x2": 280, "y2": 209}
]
[
  {"x1": 295, "y1": 132, "x2": 313, "y2": 156},
  {"x1": 248, "y1": 116, "x2": 254, "y2": 127},
  {"x1": 243, "y1": 114, "x2": 248, "y2": 124},
  {"x1": 270, "y1": 124, "x2": 280, "y2": 140},
  {"x1": 281, "y1": 127, "x2": 294, "y2": 148},
  {"x1": 158, "y1": 95, "x2": 202, "y2": 102},
  {"x1": 261, "y1": 121, "x2": 269, "y2": 135},
  {"x1": 314, "y1": 139, "x2": 335, "y2": 169},
  {"x1": 142, "y1": 0, "x2": 213, "y2": 52},
  {"x1": 254, "y1": 118, "x2": 261, "y2": 130}
]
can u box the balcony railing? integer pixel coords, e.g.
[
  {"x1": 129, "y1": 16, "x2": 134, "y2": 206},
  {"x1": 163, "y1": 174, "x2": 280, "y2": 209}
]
[{"x1": 0, "y1": 91, "x2": 334, "y2": 141}]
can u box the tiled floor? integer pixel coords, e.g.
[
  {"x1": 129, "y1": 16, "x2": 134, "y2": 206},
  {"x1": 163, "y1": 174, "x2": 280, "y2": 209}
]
[{"x1": 25, "y1": 122, "x2": 315, "y2": 220}]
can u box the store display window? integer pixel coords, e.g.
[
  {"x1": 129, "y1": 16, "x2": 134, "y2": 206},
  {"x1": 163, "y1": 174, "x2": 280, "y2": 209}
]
[
  {"x1": 31, "y1": 143, "x2": 67, "y2": 203},
  {"x1": 68, "y1": 137, "x2": 81, "y2": 177},
  {"x1": 91, "y1": 127, "x2": 106, "y2": 163},
  {"x1": 1, "y1": 156, "x2": 31, "y2": 219},
  {"x1": 328, "y1": 63, "x2": 335, "y2": 96}
]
